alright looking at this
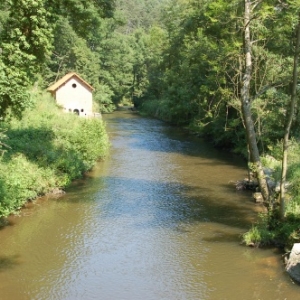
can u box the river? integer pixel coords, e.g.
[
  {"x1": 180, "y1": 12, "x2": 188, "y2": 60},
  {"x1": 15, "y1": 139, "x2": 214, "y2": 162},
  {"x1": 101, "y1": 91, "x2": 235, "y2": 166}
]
[{"x1": 0, "y1": 111, "x2": 299, "y2": 300}]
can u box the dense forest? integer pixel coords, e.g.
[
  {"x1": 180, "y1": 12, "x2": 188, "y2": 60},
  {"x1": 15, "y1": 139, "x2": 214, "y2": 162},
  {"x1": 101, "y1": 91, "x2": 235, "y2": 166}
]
[{"x1": 1, "y1": 0, "x2": 300, "y2": 248}]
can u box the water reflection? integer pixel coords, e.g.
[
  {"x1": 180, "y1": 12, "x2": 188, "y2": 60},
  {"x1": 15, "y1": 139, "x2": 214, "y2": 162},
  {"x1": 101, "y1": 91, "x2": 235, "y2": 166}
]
[
  {"x1": 68, "y1": 175, "x2": 253, "y2": 231},
  {"x1": 0, "y1": 111, "x2": 298, "y2": 300},
  {"x1": 0, "y1": 254, "x2": 21, "y2": 271}
]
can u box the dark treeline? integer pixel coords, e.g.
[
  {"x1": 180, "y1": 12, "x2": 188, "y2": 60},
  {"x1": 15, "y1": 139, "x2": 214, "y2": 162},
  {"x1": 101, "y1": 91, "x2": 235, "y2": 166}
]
[{"x1": 1, "y1": 0, "x2": 300, "y2": 247}]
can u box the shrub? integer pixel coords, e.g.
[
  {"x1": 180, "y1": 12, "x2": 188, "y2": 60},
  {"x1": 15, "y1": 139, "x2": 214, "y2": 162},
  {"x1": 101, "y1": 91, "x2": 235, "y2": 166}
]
[
  {"x1": 0, "y1": 91, "x2": 109, "y2": 217},
  {"x1": 242, "y1": 213, "x2": 276, "y2": 247}
]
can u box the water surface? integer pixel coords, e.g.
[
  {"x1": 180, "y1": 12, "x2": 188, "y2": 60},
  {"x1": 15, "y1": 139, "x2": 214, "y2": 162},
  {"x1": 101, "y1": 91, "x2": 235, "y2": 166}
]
[{"x1": 0, "y1": 111, "x2": 298, "y2": 299}]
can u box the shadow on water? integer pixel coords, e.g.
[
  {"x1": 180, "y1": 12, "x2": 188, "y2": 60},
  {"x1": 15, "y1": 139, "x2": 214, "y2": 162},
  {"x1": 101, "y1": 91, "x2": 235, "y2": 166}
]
[
  {"x1": 0, "y1": 218, "x2": 16, "y2": 230},
  {"x1": 63, "y1": 175, "x2": 258, "y2": 235},
  {"x1": 105, "y1": 113, "x2": 246, "y2": 167},
  {"x1": 0, "y1": 255, "x2": 20, "y2": 271},
  {"x1": 201, "y1": 230, "x2": 242, "y2": 243}
]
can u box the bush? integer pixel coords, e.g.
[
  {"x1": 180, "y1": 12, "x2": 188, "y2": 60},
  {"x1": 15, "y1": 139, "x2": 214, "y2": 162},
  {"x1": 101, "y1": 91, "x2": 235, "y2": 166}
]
[
  {"x1": 140, "y1": 99, "x2": 173, "y2": 122},
  {"x1": 0, "y1": 91, "x2": 109, "y2": 217},
  {"x1": 242, "y1": 213, "x2": 275, "y2": 247},
  {"x1": 242, "y1": 209, "x2": 300, "y2": 250},
  {"x1": 0, "y1": 154, "x2": 58, "y2": 216},
  {"x1": 277, "y1": 214, "x2": 300, "y2": 250}
]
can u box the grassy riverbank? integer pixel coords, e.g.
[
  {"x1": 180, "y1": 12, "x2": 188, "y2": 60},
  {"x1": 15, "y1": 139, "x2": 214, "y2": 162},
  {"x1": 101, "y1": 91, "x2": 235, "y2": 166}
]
[
  {"x1": 241, "y1": 145, "x2": 300, "y2": 250},
  {"x1": 0, "y1": 91, "x2": 109, "y2": 218},
  {"x1": 139, "y1": 103, "x2": 300, "y2": 251}
]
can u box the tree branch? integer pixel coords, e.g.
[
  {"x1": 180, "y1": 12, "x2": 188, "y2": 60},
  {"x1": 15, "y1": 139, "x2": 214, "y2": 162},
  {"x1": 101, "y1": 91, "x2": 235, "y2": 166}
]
[{"x1": 250, "y1": 78, "x2": 290, "y2": 102}]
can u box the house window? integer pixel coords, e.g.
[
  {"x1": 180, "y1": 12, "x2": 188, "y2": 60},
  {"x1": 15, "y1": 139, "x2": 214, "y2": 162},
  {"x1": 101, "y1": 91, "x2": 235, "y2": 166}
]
[{"x1": 72, "y1": 83, "x2": 77, "y2": 88}]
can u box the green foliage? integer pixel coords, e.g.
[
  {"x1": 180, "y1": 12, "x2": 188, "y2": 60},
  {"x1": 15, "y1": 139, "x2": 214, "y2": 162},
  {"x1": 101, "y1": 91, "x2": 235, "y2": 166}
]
[
  {"x1": 243, "y1": 211, "x2": 300, "y2": 250},
  {"x1": 0, "y1": 0, "x2": 53, "y2": 119},
  {"x1": 0, "y1": 58, "x2": 33, "y2": 119},
  {"x1": 136, "y1": 0, "x2": 298, "y2": 159},
  {"x1": 2, "y1": 0, "x2": 53, "y2": 64},
  {"x1": 141, "y1": 99, "x2": 173, "y2": 121},
  {"x1": 243, "y1": 141, "x2": 300, "y2": 248},
  {"x1": 0, "y1": 92, "x2": 109, "y2": 217},
  {"x1": 0, "y1": 9, "x2": 9, "y2": 33},
  {"x1": 242, "y1": 213, "x2": 276, "y2": 247},
  {"x1": 115, "y1": 0, "x2": 164, "y2": 33},
  {"x1": 284, "y1": 160, "x2": 300, "y2": 217},
  {"x1": 46, "y1": 18, "x2": 99, "y2": 83},
  {"x1": 269, "y1": 141, "x2": 300, "y2": 208},
  {"x1": 0, "y1": 0, "x2": 119, "y2": 116},
  {"x1": 278, "y1": 214, "x2": 300, "y2": 249},
  {"x1": 0, "y1": 153, "x2": 57, "y2": 216},
  {"x1": 97, "y1": 28, "x2": 136, "y2": 104},
  {"x1": 45, "y1": 0, "x2": 115, "y2": 42},
  {"x1": 2, "y1": 0, "x2": 300, "y2": 250},
  {"x1": 242, "y1": 225, "x2": 274, "y2": 247},
  {"x1": 93, "y1": 83, "x2": 116, "y2": 113}
]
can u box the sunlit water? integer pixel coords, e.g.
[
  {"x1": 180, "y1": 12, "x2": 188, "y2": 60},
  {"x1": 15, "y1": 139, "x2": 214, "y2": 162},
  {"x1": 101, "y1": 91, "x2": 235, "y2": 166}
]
[{"x1": 0, "y1": 111, "x2": 299, "y2": 300}]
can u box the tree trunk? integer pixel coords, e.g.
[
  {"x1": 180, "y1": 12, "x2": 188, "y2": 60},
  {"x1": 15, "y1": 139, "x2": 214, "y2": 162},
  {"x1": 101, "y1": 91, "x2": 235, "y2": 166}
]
[
  {"x1": 280, "y1": 15, "x2": 300, "y2": 219},
  {"x1": 241, "y1": 0, "x2": 270, "y2": 202}
]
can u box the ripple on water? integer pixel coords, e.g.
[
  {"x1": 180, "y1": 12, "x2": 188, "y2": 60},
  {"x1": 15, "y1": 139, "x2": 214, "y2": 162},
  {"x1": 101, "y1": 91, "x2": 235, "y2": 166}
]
[{"x1": 0, "y1": 111, "x2": 299, "y2": 300}]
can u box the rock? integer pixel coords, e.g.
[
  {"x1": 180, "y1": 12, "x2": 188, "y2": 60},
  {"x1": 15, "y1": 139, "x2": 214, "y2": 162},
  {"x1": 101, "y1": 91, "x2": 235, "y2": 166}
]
[
  {"x1": 263, "y1": 167, "x2": 274, "y2": 177},
  {"x1": 274, "y1": 181, "x2": 291, "y2": 193},
  {"x1": 253, "y1": 192, "x2": 264, "y2": 203},
  {"x1": 46, "y1": 188, "x2": 66, "y2": 196},
  {"x1": 52, "y1": 188, "x2": 65, "y2": 194},
  {"x1": 266, "y1": 177, "x2": 276, "y2": 190},
  {"x1": 235, "y1": 178, "x2": 258, "y2": 190},
  {"x1": 286, "y1": 243, "x2": 300, "y2": 283}
]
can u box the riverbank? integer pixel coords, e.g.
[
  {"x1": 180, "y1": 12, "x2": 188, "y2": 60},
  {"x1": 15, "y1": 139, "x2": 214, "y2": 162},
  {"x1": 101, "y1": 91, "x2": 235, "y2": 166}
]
[
  {"x1": 0, "y1": 92, "x2": 109, "y2": 219},
  {"x1": 1, "y1": 110, "x2": 298, "y2": 299},
  {"x1": 137, "y1": 103, "x2": 300, "y2": 256}
]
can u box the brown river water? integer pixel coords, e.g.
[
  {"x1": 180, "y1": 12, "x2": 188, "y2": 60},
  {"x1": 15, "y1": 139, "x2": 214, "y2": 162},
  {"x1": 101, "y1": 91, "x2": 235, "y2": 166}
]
[{"x1": 0, "y1": 111, "x2": 299, "y2": 300}]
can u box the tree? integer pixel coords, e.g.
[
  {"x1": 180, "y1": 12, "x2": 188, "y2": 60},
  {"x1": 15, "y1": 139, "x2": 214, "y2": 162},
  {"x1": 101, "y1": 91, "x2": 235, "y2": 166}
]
[
  {"x1": 115, "y1": 0, "x2": 165, "y2": 34},
  {"x1": 240, "y1": 0, "x2": 270, "y2": 202},
  {"x1": 2, "y1": 0, "x2": 53, "y2": 68},
  {"x1": 0, "y1": 0, "x2": 53, "y2": 118},
  {"x1": 280, "y1": 2, "x2": 300, "y2": 218},
  {"x1": 97, "y1": 21, "x2": 136, "y2": 104},
  {"x1": 45, "y1": 0, "x2": 115, "y2": 47}
]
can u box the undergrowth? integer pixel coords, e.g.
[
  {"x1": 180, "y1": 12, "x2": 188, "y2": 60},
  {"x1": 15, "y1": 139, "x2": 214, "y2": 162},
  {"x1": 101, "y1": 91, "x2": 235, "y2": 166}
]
[
  {"x1": 243, "y1": 141, "x2": 300, "y2": 250},
  {"x1": 0, "y1": 91, "x2": 109, "y2": 217}
]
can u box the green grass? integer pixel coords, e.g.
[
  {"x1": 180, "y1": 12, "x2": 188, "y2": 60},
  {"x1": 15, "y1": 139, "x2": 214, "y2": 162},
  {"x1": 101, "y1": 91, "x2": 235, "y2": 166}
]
[
  {"x1": 243, "y1": 140, "x2": 300, "y2": 250},
  {"x1": 242, "y1": 212, "x2": 275, "y2": 247},
  {"x1": 0, "y1": 91, "x2": 109, "y2": 217}
]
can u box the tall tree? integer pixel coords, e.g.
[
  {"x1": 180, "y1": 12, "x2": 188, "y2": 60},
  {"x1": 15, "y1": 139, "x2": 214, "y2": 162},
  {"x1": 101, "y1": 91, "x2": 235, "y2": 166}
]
[
  {"x1": 240, "y1": 0, "x2": 270, "y2": 202},
  {"x1": 280, "y1": 1, "x2": 300, "y2": 218},
  {"x1": 0, "y1": 0, "x2": 53, "y2": 118}
]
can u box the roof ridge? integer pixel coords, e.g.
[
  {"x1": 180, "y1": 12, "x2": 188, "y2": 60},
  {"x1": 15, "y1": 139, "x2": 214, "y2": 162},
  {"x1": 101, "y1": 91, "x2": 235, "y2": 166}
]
[{"x1": 47, "y1": 72, "x2": 94, "y2": 92}]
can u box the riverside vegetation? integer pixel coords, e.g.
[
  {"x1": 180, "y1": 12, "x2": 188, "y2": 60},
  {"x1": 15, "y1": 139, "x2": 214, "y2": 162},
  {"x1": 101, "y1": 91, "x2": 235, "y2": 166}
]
[
  {"x1": 1, "y1": 0, "x2": 300, "y2": 251},
  {"x1": 0, "y1": 92, "x2": 109, "y2": 219}
]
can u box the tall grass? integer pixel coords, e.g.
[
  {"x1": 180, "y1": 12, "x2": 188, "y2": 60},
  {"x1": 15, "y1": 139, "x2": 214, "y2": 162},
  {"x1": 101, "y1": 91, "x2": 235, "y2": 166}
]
[
  {"x1": 243, "y1": 140, "x2": 300, "y2": 249},
  {"x1": 0, "y1": 92, "x2": 109, "y2": 217}
]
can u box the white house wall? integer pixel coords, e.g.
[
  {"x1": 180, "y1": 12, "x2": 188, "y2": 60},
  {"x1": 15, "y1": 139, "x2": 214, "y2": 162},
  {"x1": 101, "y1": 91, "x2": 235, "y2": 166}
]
[{"x1": 55, "y1": 77, "x2": 93, "y2": 116}]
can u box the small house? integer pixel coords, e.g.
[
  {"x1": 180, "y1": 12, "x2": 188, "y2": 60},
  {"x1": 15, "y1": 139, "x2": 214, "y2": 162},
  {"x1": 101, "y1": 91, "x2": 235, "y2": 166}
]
[{"x1": 47, "y1": 72, "x2": 94, "y2": 117}]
